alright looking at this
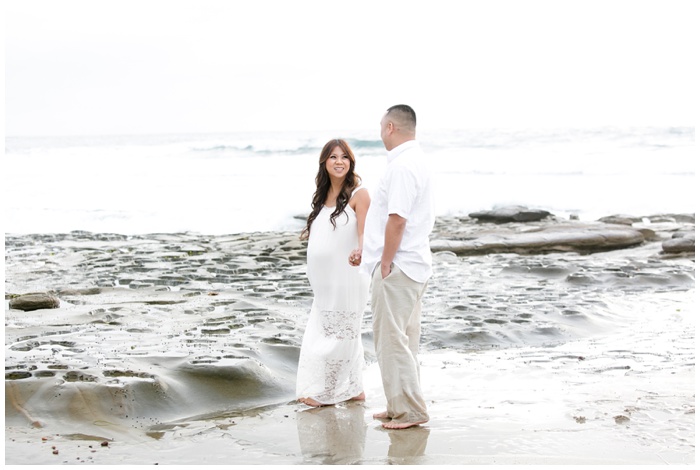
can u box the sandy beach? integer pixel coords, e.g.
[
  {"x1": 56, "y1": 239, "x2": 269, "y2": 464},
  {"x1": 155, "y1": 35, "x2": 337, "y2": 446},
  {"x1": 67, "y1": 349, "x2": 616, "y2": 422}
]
[{"x1": 4, "y1": 215, "x2": 695, "y2": 465}]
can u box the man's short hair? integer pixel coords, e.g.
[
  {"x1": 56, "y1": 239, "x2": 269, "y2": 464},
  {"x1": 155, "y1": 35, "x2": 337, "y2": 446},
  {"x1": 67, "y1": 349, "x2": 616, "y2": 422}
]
[{"x1": 386, "y1": 104, "x2": 416, "y2": 133}]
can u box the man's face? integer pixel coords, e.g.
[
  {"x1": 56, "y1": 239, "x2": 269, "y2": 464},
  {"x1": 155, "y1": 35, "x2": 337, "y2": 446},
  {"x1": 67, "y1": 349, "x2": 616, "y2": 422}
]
[{"x1": 380, "y1": 114, "x2": 391, "y2": 150}]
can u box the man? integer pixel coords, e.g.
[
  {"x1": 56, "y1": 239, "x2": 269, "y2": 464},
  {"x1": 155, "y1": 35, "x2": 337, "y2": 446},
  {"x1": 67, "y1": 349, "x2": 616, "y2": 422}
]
[{"x1": 356, "y1": 104, "x2": 435, "y2": 429}]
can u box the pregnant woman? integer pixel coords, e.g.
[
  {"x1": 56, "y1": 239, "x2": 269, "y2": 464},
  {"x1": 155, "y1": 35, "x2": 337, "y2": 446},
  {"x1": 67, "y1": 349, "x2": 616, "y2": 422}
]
[{"x1": 297, "y1": 138, "x2": 370, "y2": 407}]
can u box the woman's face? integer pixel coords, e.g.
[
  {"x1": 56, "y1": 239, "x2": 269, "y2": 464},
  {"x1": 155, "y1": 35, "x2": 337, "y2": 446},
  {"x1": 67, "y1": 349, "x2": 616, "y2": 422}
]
[{"x1": 325, "y1": 146, "x2": 351, "y2": 180}]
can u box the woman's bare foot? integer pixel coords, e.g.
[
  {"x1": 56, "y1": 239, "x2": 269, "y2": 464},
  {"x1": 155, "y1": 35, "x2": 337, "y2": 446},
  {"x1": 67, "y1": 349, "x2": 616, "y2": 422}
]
[
  {"x1": 298, "y1": 397, "x2": 326, "y2": 407},
  {"x1": 372, "y1": 411, "x2": 390, "y2": 420},
  {"x1": 382, "y1": 419, "x2": 428, "y2": 429},
  {"x1": 351, "y1": 392, "x2": 365, "y2": 401}
]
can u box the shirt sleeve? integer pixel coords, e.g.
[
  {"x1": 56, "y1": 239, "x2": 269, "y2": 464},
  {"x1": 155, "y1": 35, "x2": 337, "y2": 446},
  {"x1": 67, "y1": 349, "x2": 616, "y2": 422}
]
[{"x1": 386, "y1": 164, "x2": 417, "y2": 219}]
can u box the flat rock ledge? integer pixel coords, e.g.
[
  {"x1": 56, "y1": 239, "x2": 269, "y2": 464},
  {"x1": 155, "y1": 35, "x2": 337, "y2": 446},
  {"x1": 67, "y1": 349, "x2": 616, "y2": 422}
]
[
  {"x1": 8, "y1": 293, "x2": 61, "y2": 311},
  {"x1": 468, "y1": 206, "x2": 552, "y2": 223},
  {"x1": 662, "y1": 232, "x2": 695, "y2": 254},
  {"x1": 431, "y1": 223, "x2": 647, "y2": 255},
  {"x1": 432, "y1": 209, "x2": 694, "y2": 256}
]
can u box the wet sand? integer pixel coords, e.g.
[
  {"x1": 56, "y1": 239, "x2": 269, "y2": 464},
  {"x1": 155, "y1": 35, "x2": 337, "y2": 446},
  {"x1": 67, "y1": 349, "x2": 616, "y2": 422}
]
[{"x1": 4, "y1": 217, "x2": 695, "y2": 465}]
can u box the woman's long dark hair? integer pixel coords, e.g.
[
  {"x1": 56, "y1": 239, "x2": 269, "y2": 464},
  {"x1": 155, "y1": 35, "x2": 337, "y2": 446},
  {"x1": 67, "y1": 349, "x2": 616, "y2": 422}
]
[{"x1": 301, "y1": 139, "x2": 361, "y2": 240}]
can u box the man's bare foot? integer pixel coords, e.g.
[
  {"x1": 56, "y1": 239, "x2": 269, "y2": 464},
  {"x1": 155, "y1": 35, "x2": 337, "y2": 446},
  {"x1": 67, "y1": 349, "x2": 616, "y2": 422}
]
[
  {"x1": 373, "y1": 411, "x2": 390, "y2": 420},
  {"x1": 298, "y1": 397, "x2": 326, "y2": 407},
  {"x1": 351, "y1": 392, "x2": 365, "y2": 401},
  {"x1": 382, "y1": 419, "x2": 428, "y2": 429}
]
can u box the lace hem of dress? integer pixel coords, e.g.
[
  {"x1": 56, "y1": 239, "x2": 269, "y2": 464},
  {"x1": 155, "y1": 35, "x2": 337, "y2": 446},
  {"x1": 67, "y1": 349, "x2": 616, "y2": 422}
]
[
  {"x1": 298, "y1": 358, "x2": 361, "y2": 404},
  {"x1": 320, "y1": 310, "x2": 360, "y2": 340}
]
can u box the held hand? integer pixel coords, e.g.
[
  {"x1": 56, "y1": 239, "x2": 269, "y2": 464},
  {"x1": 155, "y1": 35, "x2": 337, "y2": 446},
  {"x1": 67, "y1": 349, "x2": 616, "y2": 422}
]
[{"x1": 348, "y1": 248, "x2": 362, "y2": 266}]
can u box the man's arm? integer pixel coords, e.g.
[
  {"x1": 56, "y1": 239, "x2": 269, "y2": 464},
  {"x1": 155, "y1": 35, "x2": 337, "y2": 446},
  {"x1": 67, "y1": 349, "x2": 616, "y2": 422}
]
[{"x1": 381, "y1": 213, "x2": 406, "y2": 278}]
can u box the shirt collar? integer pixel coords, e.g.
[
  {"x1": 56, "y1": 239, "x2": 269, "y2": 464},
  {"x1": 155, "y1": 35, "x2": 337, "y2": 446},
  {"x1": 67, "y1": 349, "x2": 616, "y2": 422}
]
[{"x1": 387, "y1": 140, "x2": 420, "y2": 163}]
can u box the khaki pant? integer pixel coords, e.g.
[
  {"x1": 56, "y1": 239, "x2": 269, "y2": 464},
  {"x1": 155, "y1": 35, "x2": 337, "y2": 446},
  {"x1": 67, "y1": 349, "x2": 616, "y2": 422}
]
[{"x1": 371, "y1": 264, "x2": 429, "y2": 424}]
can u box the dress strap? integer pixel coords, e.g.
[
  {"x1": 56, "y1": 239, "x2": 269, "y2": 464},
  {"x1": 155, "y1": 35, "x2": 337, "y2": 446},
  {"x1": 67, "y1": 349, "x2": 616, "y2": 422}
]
[{"x1": 350, "y1": 186, "x2": 363, "y2": 198}]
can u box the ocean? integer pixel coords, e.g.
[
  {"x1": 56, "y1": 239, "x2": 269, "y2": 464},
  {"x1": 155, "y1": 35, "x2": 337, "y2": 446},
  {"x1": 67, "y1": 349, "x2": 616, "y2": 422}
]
[{"x1": 3, "y1": 126, "x2": 695, "y2": 235}]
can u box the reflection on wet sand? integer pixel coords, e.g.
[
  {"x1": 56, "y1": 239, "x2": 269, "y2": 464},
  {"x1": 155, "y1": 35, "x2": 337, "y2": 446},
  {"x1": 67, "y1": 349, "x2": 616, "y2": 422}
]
[
  {"x1": 296, "y1": 403, "x2": 366, "y2": 464},
  {"x1": 296, "y1": 401, "x2": 432, "y2": 464},
  {"x1": 387, "y1": 425, "x2": 430, "y2": 461}
]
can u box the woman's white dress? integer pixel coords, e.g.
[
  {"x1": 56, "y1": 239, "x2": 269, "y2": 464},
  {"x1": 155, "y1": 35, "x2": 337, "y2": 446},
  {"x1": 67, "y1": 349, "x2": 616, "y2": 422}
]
[{"x1": 296, "y1": 201, "x2": 370, "y2": 404}]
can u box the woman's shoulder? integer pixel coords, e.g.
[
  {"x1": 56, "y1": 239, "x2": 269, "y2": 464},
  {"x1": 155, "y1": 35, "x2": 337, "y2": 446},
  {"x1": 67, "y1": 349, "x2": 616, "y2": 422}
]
[
  {"x1": 351, "y1": 186, "x2": 369, "y2": 197},
  {"x1": 349, "y1": 186, "x2": 370, "y2": 211}
]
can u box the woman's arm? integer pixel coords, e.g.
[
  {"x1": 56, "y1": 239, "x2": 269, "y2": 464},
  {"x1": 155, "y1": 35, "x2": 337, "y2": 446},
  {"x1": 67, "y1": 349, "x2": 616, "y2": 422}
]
[{"x1": 349, "y1": 188, "x2": 370, "y2": 266}]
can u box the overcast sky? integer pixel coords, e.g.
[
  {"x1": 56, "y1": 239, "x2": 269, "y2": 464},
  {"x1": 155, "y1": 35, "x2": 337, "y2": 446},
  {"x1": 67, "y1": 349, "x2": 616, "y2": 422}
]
[{"x1": 4, "y1": 0, "x2": 697, "y2": 136}]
